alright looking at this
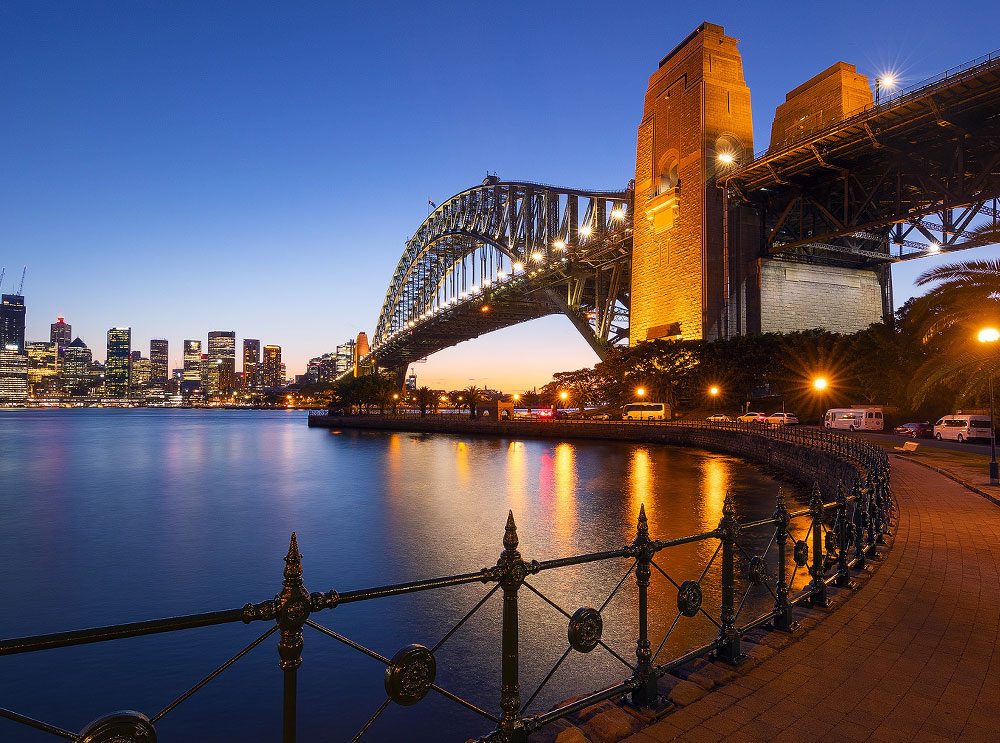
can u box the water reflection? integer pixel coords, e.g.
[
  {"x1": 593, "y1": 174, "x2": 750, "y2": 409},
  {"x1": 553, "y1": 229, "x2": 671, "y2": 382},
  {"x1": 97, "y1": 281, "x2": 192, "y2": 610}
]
[{"x1": 0, "y1": 411, "x2": 804, "y2": 743}]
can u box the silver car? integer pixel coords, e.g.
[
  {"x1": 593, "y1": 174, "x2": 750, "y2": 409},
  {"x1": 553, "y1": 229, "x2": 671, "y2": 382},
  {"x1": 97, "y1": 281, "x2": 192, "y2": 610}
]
[{"x1": 766, "y1": 412, "x2": 799, "y2": 425}]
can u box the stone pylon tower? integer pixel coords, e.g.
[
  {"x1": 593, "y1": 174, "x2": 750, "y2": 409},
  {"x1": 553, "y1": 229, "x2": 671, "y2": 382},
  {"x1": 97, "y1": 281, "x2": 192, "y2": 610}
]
[{"x1": 631, "y1": 23, "x2": 754, "y2": 343}]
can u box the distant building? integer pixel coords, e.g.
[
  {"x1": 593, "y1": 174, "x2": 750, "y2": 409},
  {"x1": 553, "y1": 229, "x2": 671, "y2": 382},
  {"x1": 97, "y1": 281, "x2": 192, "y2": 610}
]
[
  {"x1": 243, "y1": 339, "x2": 261, "y2": 390},
  {"x1": 183, "y1": 340, "x2": 202, "y2": 382},
  {"x1": 207, "y1": 331, "x2": 236, "y2": 397},
  {"x1": 26, "y1": 341, "x2": 59, "y2": 394},
  {"x1": 150, "y1": 339, "x2": 168, "y2": 384},
  {"x1": 0, "y1": 347, "x2": 28, "y2": 401},
  {"x1": 105, "y1": 327, "x2": 131, "y2": 397},
  {"x1": 406, "y1": 372, "x2": 417, "y2": 392},
  {"x1": 63, "y1": 337, "x2": 93, "y2": 392},
  {"x1": 50, "y1": 315, "x2": 72, "y2": 351},
  {"x1": 130, "y1": 352, "x2": 152, "y2": 390},
  {"x1": 262, "y1": 345, "x2": 282, "y2": 389},
  {"x1": 0, "y1": 294, "x2": 26, "y2": 353},
  {"x1": 335, "y1": 340, "x2": 355, "y2": 374},
  {"x1": 353, "y1": 332, "x2": 370, "y2": 376}
]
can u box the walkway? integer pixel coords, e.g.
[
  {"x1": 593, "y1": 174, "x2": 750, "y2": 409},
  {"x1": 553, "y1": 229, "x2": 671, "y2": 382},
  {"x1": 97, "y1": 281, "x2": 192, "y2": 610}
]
[{"x1": 623, "y1": 458, "x2": 1000, "y2": 743}]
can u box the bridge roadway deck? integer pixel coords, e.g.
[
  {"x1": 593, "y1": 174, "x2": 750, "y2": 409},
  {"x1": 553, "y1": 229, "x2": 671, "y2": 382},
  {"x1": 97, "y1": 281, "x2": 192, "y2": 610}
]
[{"x1": 626, "y1": 457, "x2": 1000, "y2": 743}]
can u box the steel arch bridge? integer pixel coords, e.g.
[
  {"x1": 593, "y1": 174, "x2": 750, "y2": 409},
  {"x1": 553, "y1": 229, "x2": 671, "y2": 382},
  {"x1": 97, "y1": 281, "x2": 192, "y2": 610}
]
[{"x1": 361, "y1": 177, "x2": 633, "y2": 376}]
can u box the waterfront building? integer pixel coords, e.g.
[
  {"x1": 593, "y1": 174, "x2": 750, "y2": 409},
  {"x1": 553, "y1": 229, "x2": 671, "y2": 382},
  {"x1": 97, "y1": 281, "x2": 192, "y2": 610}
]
[
  {"x1": 207, "y1": 331, "x2": 236, "y2": 397},
  {"x1": 50, "y1": 315, "x2": 72, "y2": 351},
  {"x1": 0, "y1": 347, "x2": 28, "y2": 401},
  {"x1": 406, "y1": 372, "x2": 417, "y2": 392},
  {"x1": 0, "y1": 294, "x2": 26, "y2": 352},
  {"x1": 200, "y1": 353, "x2": 210, "y2": 393},
  {"x1": 105, "y1": 327, "x2": 131, "y2": 397},
  {"x1": 131, "y1": 353, "x2": 152, "y2": 390},
  {"x1": 243, "y1": 339, "x2": 261, "y2": 390},
  {"x1": 183, "y1": 340, "x2": 202, "y2": 382},
  {"x1": 25, "y1": 341, "x2": 59, "y2": 394},
  {"x1": 150, "y1": 339, "x2": 168, "y2": 384},
  {"x1": 335, "y1": 340, "x2": 355, "y2": 375},
  {"x1": 63, "y1": 338, "x2": 93, "y2": 393},
  {"x1": 262, "y1": 345, "x2": 281, "y2": 389}
]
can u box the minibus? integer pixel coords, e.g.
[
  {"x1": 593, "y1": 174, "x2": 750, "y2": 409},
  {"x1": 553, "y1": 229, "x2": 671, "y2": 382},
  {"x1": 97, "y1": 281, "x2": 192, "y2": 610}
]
[
  {"x1": 933, "y1": 414, "x2": 993, "y2": 442},
  {"x1": 823, "y1": 408, "x2": 884, "y2": 431}
]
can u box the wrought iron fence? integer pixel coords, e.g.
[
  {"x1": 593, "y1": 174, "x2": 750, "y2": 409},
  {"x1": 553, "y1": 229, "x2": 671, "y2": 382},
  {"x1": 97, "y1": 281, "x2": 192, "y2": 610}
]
[{"x1": 0, "y1": 431, "x2": 892, "y2": 743}]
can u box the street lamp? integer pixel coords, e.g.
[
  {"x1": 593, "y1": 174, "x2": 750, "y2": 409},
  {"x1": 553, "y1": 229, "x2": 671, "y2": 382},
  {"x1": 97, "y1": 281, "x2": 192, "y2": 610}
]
[
  {"x1": 875, "y1": 74, "x2": 896, "y2": 105},
  {"x1": 636, "y1": 387, "x2": 645, "y2": 398},
  {"x1": 813, "y1": 377, "x2": 828, "y2": 391},
  {"x1": 979, "y1": 327, "x2": 999, "y2": 485},
  {"x1": 709, "y1": 386, "x2": 719, "y2": 410}
]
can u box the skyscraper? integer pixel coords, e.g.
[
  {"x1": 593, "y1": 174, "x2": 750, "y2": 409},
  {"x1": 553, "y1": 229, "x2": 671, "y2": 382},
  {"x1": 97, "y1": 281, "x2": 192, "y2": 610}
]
[
  {"x1": 262, "y1": 345, "x2": 282, "y2": 389},
  {"x1": 207, "y1": 331, "x2": 236, "y2": 397},
  {"x1": 50, "y1": 315, "x2": 72, "y2": 349},
  {"x1": 63, "y1": 337, "x2": 93, "y2": 392},
  {"x1": 335, "y1": 340, "x2": 355, "y2": 374},
  {"x1": 183, "y1": 340, "x2": 202, "y2": 382},
  {"x1": 105, "y1": 327, "x2": 131, "y2": 397},
  {"x1": 243, "y1": 339, "x2": 260, "y2": 390},
  {"x1": 150, "y1": 339, "x2": 168, "y2": 385},
  {"x1": 26, "y1": 341, "x2": 58, "y2": 393},
  {"x1": 1, "y1": 294, "x2": 26, "y2": 352},
  {"x1": 0, "y1": 348, "x2": 28, "y2": 401}
]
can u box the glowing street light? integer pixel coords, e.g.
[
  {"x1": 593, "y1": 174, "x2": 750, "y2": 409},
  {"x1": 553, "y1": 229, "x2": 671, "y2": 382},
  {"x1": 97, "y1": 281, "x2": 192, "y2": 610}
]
[
  {"x1": 636, "y1": 387, "x2": 645, "y2": 397},
  {"x1": 717, "y1": 152, "x2": 735, "y2": 165},
  {"x1": 512, "y1": 393, "x2": 520, "y2": 401},
  {"x1": 979, "y1": 327, "x2": 999, "y2": 484},
  {"x1": 709, "y1": 386, "x2": 719, "y2": 396},
  {"x1": 813, "y1": 377, "x2": 828, "y2": 391},
  {"x1": 553, "y1": 240, "x2": 566, "y2": 250},
  {"x1": 875, "y1": 74, "x2": 897, "y2": 105},
  {"x1": 559, "y1": 391, "x2": 568, "y2": 400}
]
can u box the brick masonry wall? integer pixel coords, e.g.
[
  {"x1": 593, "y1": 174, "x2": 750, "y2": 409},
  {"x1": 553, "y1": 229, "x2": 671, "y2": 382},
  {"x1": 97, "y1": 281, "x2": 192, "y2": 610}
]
[{"x1": 759, "y1": 258, "x2": 883, "y2": 334}]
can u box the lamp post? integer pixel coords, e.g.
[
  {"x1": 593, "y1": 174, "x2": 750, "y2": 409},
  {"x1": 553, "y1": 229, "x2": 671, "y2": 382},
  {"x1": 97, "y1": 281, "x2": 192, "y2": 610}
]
[
  {"x1": 978, "y1": 328, "x2": 999, "y2": 485},
  {"x1": 874, "y1": 75, "x2": 895, "y2": 105},
  {"x1": 709, "y1": 386, "x2": 719, "y2": 411},
  {"x1": 813, "y1": 377, "x2": 829, "y2": 427}
]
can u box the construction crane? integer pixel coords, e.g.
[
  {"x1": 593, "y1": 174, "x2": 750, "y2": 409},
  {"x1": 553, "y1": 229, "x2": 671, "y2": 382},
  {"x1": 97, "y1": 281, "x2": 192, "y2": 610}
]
[
  {"x1": 17, "y1": 266, "x2": 26, "y2": 295},
  {"x1": 0, "y1": 267, "x2": 5, "y2": 294}
]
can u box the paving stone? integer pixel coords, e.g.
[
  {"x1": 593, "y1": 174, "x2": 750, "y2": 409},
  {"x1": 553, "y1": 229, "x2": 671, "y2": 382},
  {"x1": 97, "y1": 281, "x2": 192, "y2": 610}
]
[{"x1": 580, "y1": 706, "x2": 645, "y2": 743}]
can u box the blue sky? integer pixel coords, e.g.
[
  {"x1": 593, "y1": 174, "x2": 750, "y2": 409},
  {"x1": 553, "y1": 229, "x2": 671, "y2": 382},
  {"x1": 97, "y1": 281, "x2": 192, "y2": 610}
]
[{"x1": 2, "y1": 1, "x2": 998, "y2": 390}]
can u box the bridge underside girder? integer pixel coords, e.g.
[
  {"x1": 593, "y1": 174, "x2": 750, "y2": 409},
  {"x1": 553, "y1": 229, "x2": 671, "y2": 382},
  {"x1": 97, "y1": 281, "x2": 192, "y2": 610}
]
[{"x1": 727, "y1": 54, "x2": 1000, "y2": 265}]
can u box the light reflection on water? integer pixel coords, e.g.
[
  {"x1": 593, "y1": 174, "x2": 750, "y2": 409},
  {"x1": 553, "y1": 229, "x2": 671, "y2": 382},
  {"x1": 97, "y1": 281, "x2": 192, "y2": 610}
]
[{"x1": 0, "y1": 410, "x2": 807, "y2": 743}]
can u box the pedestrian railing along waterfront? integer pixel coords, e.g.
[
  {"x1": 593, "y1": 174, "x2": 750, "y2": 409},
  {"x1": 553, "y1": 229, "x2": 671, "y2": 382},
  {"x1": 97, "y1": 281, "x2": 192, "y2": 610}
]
[{"x1": 0, "y1": 432, "x2": 892, "y2": 743}]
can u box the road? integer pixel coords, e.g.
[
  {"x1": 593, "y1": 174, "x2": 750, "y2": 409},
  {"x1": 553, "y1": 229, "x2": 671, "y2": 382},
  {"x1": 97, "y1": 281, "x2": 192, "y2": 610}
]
[{"x1": 803, "y1": 426, "x2": 994, "y2": 454}]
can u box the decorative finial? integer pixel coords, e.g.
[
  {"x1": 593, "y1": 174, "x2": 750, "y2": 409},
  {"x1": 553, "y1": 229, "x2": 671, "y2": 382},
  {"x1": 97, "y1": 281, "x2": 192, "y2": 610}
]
[
  {"x1": 722, "y1": 490, "x2": 736, "y2": 519},
  {"x1": 775, "y1": 487, "x2": 785, "y2": 509},
  {"x1": 637, "y1": 503, "x2": 648, "y2": 539},
  {"x1": 283, "y1": 532, "x2": 303, "y2": 584},
  {"x1": 503, "y1": 510, "x2": 519, "y2": 553}
]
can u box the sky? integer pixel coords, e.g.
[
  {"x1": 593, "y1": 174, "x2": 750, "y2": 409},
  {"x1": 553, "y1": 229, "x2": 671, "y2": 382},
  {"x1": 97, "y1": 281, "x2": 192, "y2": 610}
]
[{"x1": 2, "y1": 1, "x2": 998, "y2": 391}]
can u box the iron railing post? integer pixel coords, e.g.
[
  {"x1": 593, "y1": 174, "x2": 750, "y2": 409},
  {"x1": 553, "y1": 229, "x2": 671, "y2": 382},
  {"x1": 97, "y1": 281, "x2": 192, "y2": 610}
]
[
  {"x1": 772, "y1": 489, "x2": 796, "y2": 632},
  {"x1": 715, "y1": 493, "x2": 744, "y2": 664},
  {"x1": 865, "y1": 476, "x2": 880, "y2": 559},
  {"x1": 808, "y1": 483, "x2": 829, "y2": 607},
  {"x1": 852, "y1": 479, "x2": 867, "y2": 570},
  {"x1": 497, "y1": 512, "x2": 528, "y2": 743},
  {"x1": 835, "y1": 484, "x2": 852, "y2": 587},
  {"x1": 631, "y1": 505, "x2": 658, "y2": 707},
  {"x1": 276, "y1": 533, "x2": 311, "y2": 743}
]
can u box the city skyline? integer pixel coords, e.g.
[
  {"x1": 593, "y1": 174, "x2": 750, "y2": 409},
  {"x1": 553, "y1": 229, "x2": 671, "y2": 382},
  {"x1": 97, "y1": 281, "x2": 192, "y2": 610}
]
[{"x1": 2, "y1": 2, "x2": 999, "y2": 390}]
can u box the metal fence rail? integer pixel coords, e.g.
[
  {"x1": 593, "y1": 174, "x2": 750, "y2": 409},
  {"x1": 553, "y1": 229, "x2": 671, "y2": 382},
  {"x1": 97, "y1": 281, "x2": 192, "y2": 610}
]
[{"x1": 0, "y1": 430, "x2": 892, "y2": 743}]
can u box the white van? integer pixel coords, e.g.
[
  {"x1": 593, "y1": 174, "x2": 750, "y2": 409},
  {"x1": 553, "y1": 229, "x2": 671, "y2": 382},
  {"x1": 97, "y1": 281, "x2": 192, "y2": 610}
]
[
  {"x1": 623, "y1": 402, "x2": 670, "y2": 421},
  {"x1": 824, "y1": 408, "x2": 884, "y2": 431},
  {"x1": 933, "y1": 414, "x2": 993, "y2": 442}
]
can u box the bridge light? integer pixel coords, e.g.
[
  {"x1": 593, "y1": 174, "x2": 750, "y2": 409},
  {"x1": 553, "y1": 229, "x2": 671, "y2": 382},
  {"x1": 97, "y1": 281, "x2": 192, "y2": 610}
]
[
  {"x1": 531, "y1": 251, "x2": 544, "y2": 262},
  {"x1": 717, "y1": 152, "x2": 735, "y2": 165},
  {"x1": 471, "y1": 284, "x2": 479, "y2": 293},
  {"x1": 553, "y1": 240, "x2": 566, "y2": 250},
  {"x1": 483, "y1": 278, "x2": 492, "y2": 286},
  {"x1": 880, "y1": 74, "x2": 896, "y2": 89},
  {"x1": 611, "y1": 208, "x2": 625, "y2": 220},
  {"x1": 481, "y1": 305, "x2": 490, "y2": 312},
  {"x1": 513, "y1": 262, "x2": 524, "y2": 272},
  {"x1": 927, "y1": 241, "x2": 940, "y2": 253},
  {"x1": 579, "y1": 225, "x2": 593, "y2": 237},
  {"x1": 461, "y1": 292, "x2": 468, "y2": 298}
]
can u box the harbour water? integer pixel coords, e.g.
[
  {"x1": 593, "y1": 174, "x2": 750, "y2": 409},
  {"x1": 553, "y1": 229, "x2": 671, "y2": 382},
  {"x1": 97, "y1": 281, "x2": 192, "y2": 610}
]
[{"x1": 0, "y1": 409, "x2": 807, "y2": 742}]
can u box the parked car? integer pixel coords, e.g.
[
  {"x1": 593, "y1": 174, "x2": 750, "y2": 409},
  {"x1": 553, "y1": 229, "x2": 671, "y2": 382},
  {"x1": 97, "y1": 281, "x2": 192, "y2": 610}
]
[
  {"x1": 766, "y1": 413, "x2": 799, "y2": 425},
  {"x1": 591, "y1": 413, "x2": 611, "y2": 421},
  {"x1": 933, "y1": 414, "x2": 992, "y2": 442},
  {"x1": 737, "y1": 412, "x2": 766, "y2": 424},
  {"x1": 707, "y1": 414, "x2": 731, "y2": 422},
  {"x1": 894, "y1": 422, "x2": 933, "y2": 439}
]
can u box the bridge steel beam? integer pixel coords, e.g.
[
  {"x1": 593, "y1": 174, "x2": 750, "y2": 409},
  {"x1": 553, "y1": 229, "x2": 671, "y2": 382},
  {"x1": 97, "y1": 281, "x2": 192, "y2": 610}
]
[{"x1": 364, "y1": 179, "x2": 632, "y2": 373}]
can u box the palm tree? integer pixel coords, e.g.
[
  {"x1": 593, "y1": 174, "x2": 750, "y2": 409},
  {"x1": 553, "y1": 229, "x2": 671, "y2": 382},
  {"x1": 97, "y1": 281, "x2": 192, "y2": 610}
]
[
  {"x1": 463, "y1": 385, "x2": 484, "y2": 419},
  {"x1": 414, "y1": 386, "x2": 436, "y2": 417},
  {"x1": 908, "y1": 258, "x2": 1000, "y2": 406}
]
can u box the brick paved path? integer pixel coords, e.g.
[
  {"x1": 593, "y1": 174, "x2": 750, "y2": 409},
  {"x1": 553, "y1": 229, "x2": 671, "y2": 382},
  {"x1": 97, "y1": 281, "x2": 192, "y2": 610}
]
[{"x1": 624, "y1": 458, "x2": 1000, "y2": 743}]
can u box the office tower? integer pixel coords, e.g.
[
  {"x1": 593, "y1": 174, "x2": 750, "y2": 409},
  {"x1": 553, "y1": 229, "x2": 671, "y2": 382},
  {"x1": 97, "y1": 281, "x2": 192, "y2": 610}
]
[
  {"x1": 0, "y1": 348, "x2": 28, "y2": 401},
  {"x1": 335, "y1": 340, "x2": 355, "y2": 374},
  {"x1": 26, "y1": 342, "x2": 59, "y2": 393},
  {"x1": 243, "y1": 339, "x2": 261, "y2": 390},
  {"x1": 149, "y1": 339, "x2": 168, "y2": 385},
  {"x1": 131, "y1": 353, "x2": 152, "y2": 389},
  {"x1": 1, "y1": 294, "x2": 26, "y2": 352},
  {"x1": 199, "y1": 353, "x2": 210, "y2": 393},
  {"x1": 105, "y1": 327, "x2": 131, "y2": 397},
  {"x1": 279, "y1": 363, "x2": 286, "y2": 386},
  {"x1": 63, "y1": 338, "x2": 93, "y2": 392},
  {"x1": 262, "y1": 345, "x2": 281, "y2": 389},
  {"x1": 406, "y1": 372, "x2": 417, "y2": 392},
  {"x1": 183, "y1": 340, "x2": 202, "y2": 382},
  {"x1": 50, "y1": 315, "x2": 72, "y2": 349},
  {"x1": 207, "y1": 331, "x2": 236, "y2": 397}
]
